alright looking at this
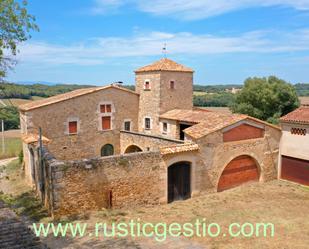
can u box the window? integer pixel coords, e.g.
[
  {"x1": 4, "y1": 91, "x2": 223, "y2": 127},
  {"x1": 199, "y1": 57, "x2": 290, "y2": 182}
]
[
  {"x1": 170, "y1": 80, "x2": 175, "y2": 89},
  {"x1": 68, "y1": 121, "x2": 78, "y2": 134},
  {"x1": 124, "y1": 121, "x2": 131, "y2": 131},
  {"x1": 102, "y1": 116, "x2": 111, "y2": 130},
  {"x1": 163, "y1": 122, "x2": 168, "y2": 133},
  {"x1": 145, "y1": 118, "x2": 151, "y2": 130},
  {"x1": 100, "y1": 104, "x2": 112, "y2": 113},
  {"x1": 144, "y1": 81, "x2": 150, "y2": 90},
  {"x1": 291, "y1": 128, "x2": 306, "y2": 136},
  {"x1": 101, "y1": 144, "x2": 114, "y2": 157}
]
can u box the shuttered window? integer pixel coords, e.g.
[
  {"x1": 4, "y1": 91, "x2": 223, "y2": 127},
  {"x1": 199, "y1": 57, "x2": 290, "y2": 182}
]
[
  {"x1": 100, "y1": 104, "x2": 112, "y2": 113},
  {"x1": 68, "y1": 121, "x2": 78, "y2": 134},
  {"x1": 102, "y1": 116, "x2": 111, "y2": 130}
]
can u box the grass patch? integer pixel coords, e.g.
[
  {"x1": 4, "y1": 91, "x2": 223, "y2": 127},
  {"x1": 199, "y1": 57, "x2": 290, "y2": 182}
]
[
  {"x1": 0, "y1": 137, "x2": 22, "y2": 159},
  {"x1": 5, "y1": 159, "x2": 22, "y2": 174},
  {"x1": 0, "y1": 191, "x2": 48, "y2": 221}
]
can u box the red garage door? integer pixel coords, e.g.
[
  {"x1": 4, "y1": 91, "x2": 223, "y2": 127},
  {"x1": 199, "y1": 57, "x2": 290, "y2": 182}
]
[
  {"x1": 281, "y1": 156, "x2": 309, "y2": 186},
  {"x1": 218, "y1": 155, "x2": 259, "y2": 192}
]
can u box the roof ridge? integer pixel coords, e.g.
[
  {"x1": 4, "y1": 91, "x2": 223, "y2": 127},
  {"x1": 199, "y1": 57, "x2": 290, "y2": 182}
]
[
  {"x1": 19, "y1": 85, "x2": 139, "y2": 111},
  {"x1": 135, "y1": 58, "x2": 194, "y2": 73}
]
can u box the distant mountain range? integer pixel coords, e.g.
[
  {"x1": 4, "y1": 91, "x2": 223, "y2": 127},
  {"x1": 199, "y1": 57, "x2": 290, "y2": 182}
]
[{"x1": 16, "y1": 81, "x2": 72, "y2": 86}]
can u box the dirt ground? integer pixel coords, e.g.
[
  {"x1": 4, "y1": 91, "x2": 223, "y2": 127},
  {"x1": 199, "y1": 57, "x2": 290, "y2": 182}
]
[
  {"x1": 1, "y1": 159, "x2": 308, "y2": 249},
  {"x1": 41, "y1": 181, "x2": 309, "y2": 249}
]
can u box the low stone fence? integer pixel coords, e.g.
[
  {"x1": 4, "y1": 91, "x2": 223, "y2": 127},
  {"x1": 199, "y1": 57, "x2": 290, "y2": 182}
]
[
  {"x1": 120, "y1": 130, "x2": 184, "y2": 153},
  {"x1": 42, "y1": 149, "x2": 164, "y2": 217}
]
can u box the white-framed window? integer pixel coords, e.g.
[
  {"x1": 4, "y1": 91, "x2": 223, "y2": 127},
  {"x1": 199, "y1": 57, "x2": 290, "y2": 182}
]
[
  {"x1": 144, "y1": 80, "x2": 151, "y2": 90},
  {"x1": 145, "y1": 117, "x2": 151, "y2": 130},
  {"x1": 98, "y1": 102, "x2": 114, "y2": 131},
  {"x1": 66, "y1": 117, "x2": 80, "y2": 135},
  {"x1": 124, "y1": 120, "x2": 131, "y2": 131}
]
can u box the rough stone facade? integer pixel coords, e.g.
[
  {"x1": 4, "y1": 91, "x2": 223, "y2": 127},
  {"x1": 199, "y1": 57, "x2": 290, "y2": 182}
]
[
  {"x1": 44, "y1": 151, "x2": 165, "y2": 217},
  {"x1": 20, "y1": 87, "x2": 139, "y2": 184},
  {"x1": 135, "y1": 71, "x2": 193, "y2": 135}
]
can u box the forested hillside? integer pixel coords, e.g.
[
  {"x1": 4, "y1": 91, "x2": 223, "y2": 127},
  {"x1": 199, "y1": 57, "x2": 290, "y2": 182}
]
[{"x1": 0, "y1": 83, "x2": 94, "y2": 99}]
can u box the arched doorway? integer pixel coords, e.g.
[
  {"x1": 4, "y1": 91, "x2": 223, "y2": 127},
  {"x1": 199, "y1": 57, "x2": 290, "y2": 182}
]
[
  {"x1": 29, "y1": 148, "x2": 36, "y2": 181},
  {"x1": 125, "y1": 145, "x2": 142, "y2": 153},
  {"x1": 218, "y1": 155, "x2": 259, "y2": 192},
  {"x1": 168, "y1": 162, "x2": 191, "y2": 203},
  {"x1": 101, "y1": 144, "x2": 114, "y2": 157}
]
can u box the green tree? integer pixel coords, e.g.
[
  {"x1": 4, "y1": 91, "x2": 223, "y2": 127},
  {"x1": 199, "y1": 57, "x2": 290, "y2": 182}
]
[
  {"x1": 0, "y1": 0, "x2": 38, "y2": 80},
  {"x1": 0, "y1": 106, "x2": 19, "y2": 130},
  {"x1": 231, "y1": 76, "x2": 299, "y2": 124}
]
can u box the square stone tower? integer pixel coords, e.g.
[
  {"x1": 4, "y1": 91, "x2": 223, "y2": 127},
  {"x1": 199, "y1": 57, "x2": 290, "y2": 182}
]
[{"x1": 135, "y1": 58, "x2": 194, "y2": 135}]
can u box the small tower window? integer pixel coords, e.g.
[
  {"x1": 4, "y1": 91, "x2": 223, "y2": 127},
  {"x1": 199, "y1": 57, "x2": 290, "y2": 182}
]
[
  {"x1": 145, "y1": 118, "x2": 151, "y2": 130},
  {"x1": 162, "y1": 122, "x2": 168, "y2": 134},
  {"x1": 124, "y1": 121, "x2": 131, "y2": 131},
  {"x1": 144, "y1": 81, "x2": 151, "y2": 90},
  {"x1": 170, "y1": 81, "x2": 175, "y2": 89}
]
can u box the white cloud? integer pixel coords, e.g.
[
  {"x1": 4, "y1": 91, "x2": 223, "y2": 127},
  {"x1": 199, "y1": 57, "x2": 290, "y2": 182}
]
[
  {"x1": 92, "y1": 0, "x2": 309, "y2": 19},
  {"x1": 90, "y1": 0, "x2": 127, "y2": 14},
  {"x1": 15, "y1": 29, "x2": 309, "y2": 66}
]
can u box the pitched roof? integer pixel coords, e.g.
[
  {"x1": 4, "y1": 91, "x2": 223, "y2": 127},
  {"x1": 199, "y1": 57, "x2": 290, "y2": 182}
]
[
  {"x1": 19, "y1": 85, "x2": 138, "y2": 111},
  {"x1": 161, "y1": 109, "x2": 280, "y2": 139},
  {"x1": 160, "y1": 143, "x2": 199, "y2": 155},
  {"x1": 135, "y1": 58, "x2": 194, "y2": 73},
  {"x1": 184, "y1": 115, "x2": 248, "y2": 139},
  {"x1": 21, "y1": 133, "x2": 50, "y2": 144},
  {"x1": 160, "y1": 109, "x2": 226, "y2": 124},
  {"x1": 280, "y1": 106, "x2": 309, "y2": 124}
]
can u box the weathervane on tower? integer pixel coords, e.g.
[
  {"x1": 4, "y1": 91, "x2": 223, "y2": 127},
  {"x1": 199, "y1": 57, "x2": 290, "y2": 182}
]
[{"x1": 162, "y1": 43, "x2": 167, "y2": 58}]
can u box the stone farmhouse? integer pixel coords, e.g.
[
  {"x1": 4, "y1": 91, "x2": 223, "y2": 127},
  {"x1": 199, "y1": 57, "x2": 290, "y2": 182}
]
[{"x1": 19, "y1": 58, "x2": 282, "y2": 217}]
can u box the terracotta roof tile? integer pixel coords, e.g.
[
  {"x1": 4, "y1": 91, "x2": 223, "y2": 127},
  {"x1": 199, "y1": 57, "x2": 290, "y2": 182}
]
[
  {"x1": 160, "y1": 109, "x2": 227, "y2": 124},
  {"x1": 19, "y1": 85, "x2": 138, "y2": 111},
  {"x1": 161, "y1": 109, "x2": 280, "y2": 139},
  {"x1": 280, "y1": 106, "x2": 309, "y2": 124},
  {"x1": 135, "y1": 58, "x2": 194, "y2": 73},
  {"x1": 184, "y1": 115, "x2": 248, "y2": 139},
  {"x1": 21, "y1": 133, "x2": 50, "y2": 144},
  {"x1": 160, "y1": 143, "x2": 199, "y2": 155}
]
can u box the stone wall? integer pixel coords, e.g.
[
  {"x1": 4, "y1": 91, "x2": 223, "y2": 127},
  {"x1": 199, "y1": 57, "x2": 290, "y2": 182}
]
[
  {"x1": 46, "y1": 151, "x2": 165, "y2": 217},
  {"x1": 120, "y1": 130, "x2": 184, "y2": 153}
]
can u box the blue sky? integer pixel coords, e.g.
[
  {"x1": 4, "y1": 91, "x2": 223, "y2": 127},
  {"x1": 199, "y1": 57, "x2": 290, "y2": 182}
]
[{"x1": 6, "y1": 0, "x2": 309, "y2": 85}]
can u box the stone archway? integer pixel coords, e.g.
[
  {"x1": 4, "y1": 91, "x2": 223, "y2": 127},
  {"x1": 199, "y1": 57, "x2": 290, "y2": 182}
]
[
  {"x1": 168, "y1": 161, "x2": 191, "y2": 203},
  {"x1": 217, "y1": 155, "x2": 260, "y2": 192},
  {"x1": 124, "y1": 145, "x2": 142, "y2": 154}
]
